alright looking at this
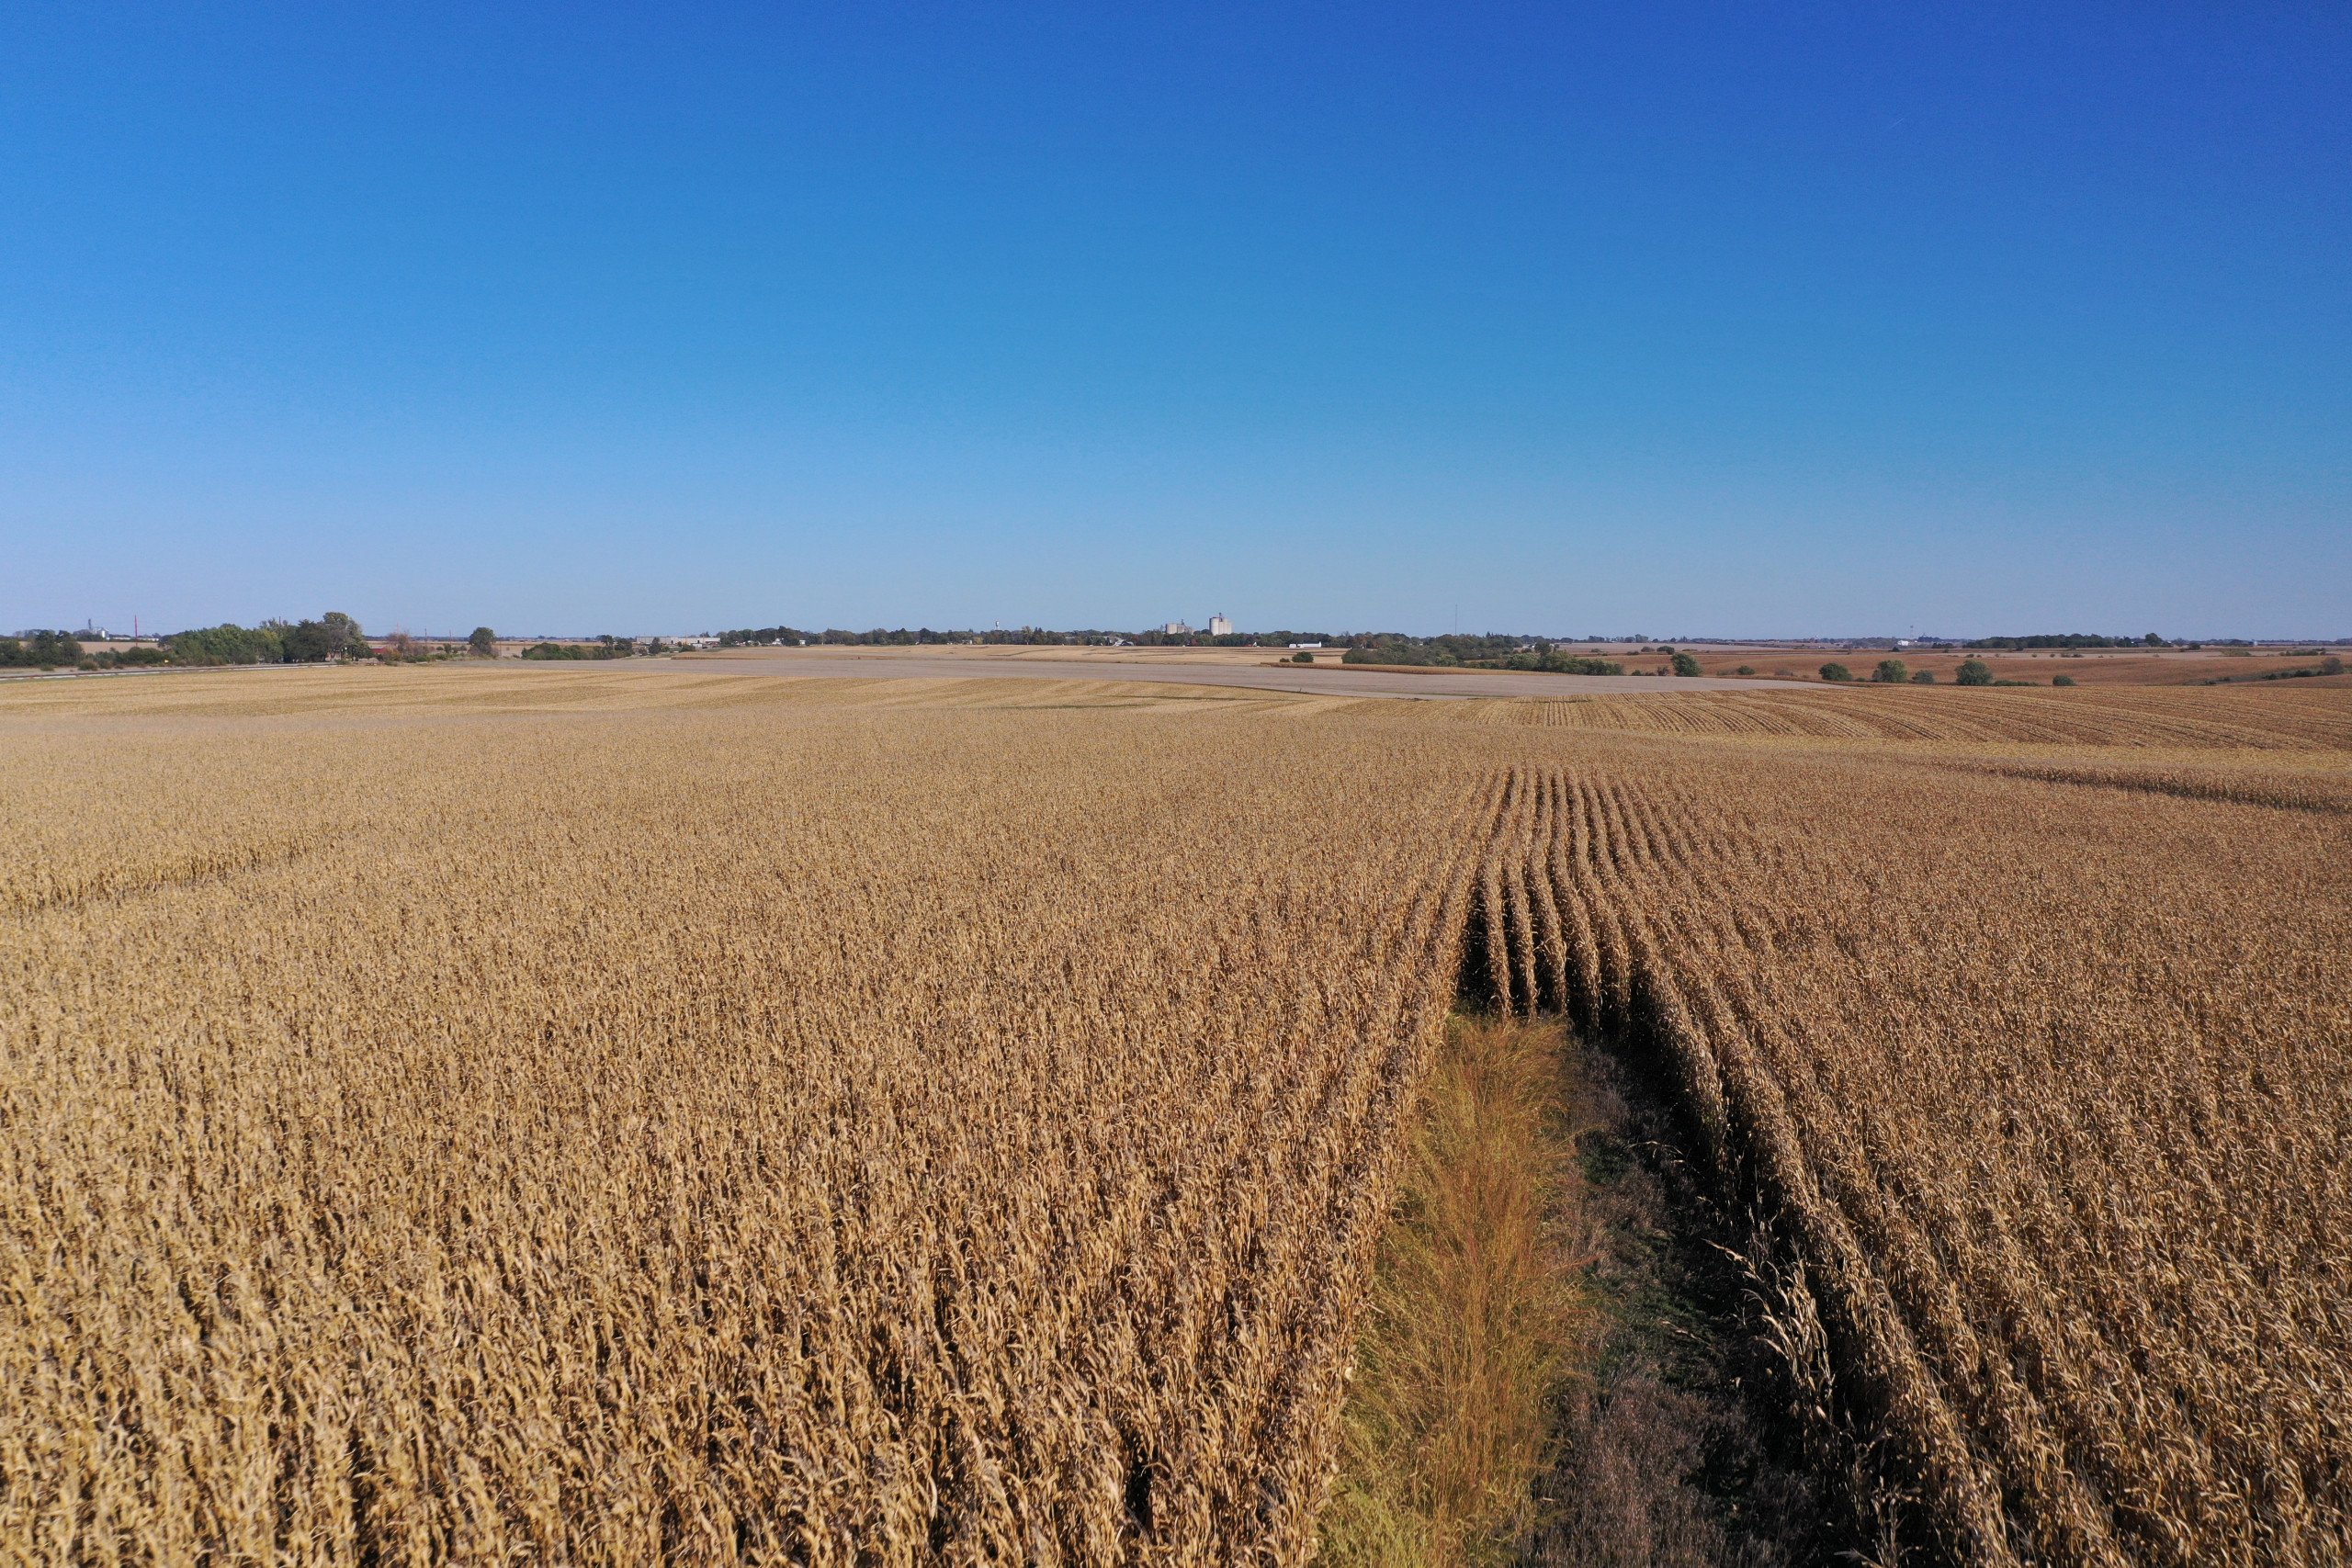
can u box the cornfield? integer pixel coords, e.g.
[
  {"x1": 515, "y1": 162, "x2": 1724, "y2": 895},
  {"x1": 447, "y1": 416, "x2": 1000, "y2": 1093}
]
[{"x1": 3, "y1": 664, "x2": 2347, "y2": 1565}]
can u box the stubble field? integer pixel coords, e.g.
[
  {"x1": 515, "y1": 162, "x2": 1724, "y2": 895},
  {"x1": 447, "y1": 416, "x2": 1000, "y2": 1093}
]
[{"x1": 3, "y1": 664, "x2": 2346, "y2": 1565}]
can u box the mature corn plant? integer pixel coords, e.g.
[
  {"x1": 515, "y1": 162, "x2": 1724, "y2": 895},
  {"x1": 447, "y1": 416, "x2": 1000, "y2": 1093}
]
[
  {"x1": 1462, "y1": 739, "x2": 2352, "y2": 1567},
  {"x1": 2, "y1": 666, "x2": 2348, "y2": 1564},
  {"x1": 0, "y1": 692, "x2": 1497, "y2": 1564}
]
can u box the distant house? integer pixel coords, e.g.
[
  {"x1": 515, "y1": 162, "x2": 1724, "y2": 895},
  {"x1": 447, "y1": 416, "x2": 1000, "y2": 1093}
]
[
  {"x1": 1207, "y1": 614, "x2": 1232, "y2": 637},
  {"x1": 1288, "y1": 641, "x2": 1324, "y2": 650}
]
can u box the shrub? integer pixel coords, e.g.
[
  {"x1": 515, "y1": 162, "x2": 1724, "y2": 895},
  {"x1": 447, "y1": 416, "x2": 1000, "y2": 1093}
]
[
  {"x1": 2052, "y1": 674, "x2": 2076, "y2": 687},
  {"x1": 1500, "y1": 650, "x2": 1623, "y2": 675},
  {"x1": 1734, "y1": 665, "x2": 1755, "y2": 676},
  {"x1": 1873, "y1": 660, "x2": 1909, "y2": 684},
  {"x1": 1911, "y1": 670, "x2": 1936, "y2": 684},
  {"x1": 167, "y1": 624, "x2": 280, "y2": 665},
  {"x1": 1342, "y1": 641, "x2": 1457, "y2": 667},
  {"x1": 1291, "y1": 650, "x2": 1313, "y2": 664},
  {"x1": 523, "y1": 637, "x2": 633, "y2": 661},
  {"x1": 1670, "y1": 652, "x2": 1701, "y2": 678},
  {"x1": 1819, "y1": 663, "x2": 1854, "y2": 682},
  {"x1": 2324, "y1": 656, "x2": 2346, "y2": 675},
  {"x1": 1954, "y1": 660, "x2": 1994, "y2": 686}
]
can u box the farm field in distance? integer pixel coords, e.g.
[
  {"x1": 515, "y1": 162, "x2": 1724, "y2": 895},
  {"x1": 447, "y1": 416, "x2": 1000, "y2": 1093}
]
[
  {"x1": 674, "y1": 637, "x2": 2352, "y2": 688},
  {"x1": 3, "y1": 662, "x2": 2347, "y2": 1565}
]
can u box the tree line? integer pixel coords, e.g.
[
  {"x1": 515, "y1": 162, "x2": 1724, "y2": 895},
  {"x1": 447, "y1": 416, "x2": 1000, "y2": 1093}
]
[{"x1": 3, "y1": 616, "x2": 517, "y2": 671}]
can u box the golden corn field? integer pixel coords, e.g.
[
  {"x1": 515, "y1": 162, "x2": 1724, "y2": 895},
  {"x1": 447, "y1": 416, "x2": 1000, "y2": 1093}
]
[{"x1": 4, "y1": 662, "x2": 2348, "y2": 1565}]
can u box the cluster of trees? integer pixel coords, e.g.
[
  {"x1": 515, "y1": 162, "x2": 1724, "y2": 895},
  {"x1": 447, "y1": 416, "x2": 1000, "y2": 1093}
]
[
  {"x1": 0, "y1": 630, "x2": 89, "y2": 669},
  {"x1": 1340, "y1": 634, "x2": 1632, "y2": 669},
  {"x1": 1211, "y1": 630, "x2": 1343, "y2": 649},
  {"x1": 1822, "y1": 659, "x2": 1993, "y2": 685},
  {"x1": 715, "y1": 626, "x2": 1680, "y2": 657},
  {"x1": 1963, "y1": 633, "x2": 2167, "y2": 650},
  {"x1": 1860, "y1": 659, "x2": 1935, "y2": 684},
  {"x1": 1341, "y1": 639, "x2": 1457, "y2": 666},
  {"x1": 2, "y1": 632, "x2": 184, "y2": 671},
  {"x1": 162, "y1": 618, "x2": 514, "y2": 666},
  {"x1": 715, "y1": 626, "x2": 1175, "y2": 649},
  {"x1": 164, "y1": 613, "x2": 372, "y2": 665},
  {"x1": 20, "y1": 615, "x2": 510, "y2": 671},
  {"x1": 0, "y1": 617, "x2": 790, "y2": 674},
  {"x1": 1502, "y1": 649, "x2": 1628, "y2": 675},
  {"x1": 713, "y1": 625, "x2": 1371, "y2": 649},
  {"x1": 521, "y1": 636, "x2": 644, "y2": 660},
  {"x1": 722, "y1": 626, "x2": 973, "y2": 647}
]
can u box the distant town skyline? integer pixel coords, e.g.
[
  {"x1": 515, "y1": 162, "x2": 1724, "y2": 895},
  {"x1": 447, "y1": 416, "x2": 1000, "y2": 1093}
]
[{"x1": 6, "y1": 4, "x2": 2346, "y2": 637}]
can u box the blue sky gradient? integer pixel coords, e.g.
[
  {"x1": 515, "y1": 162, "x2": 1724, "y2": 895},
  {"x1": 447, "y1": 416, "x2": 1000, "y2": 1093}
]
[{"x1": 5, "y1": 3, "x2": 2346, "y2": 637}]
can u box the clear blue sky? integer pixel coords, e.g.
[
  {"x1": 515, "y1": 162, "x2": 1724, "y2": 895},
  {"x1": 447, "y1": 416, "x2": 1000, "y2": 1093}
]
[{"x1": 5, "y1": 3, "x2": 2346, "y2": 638}]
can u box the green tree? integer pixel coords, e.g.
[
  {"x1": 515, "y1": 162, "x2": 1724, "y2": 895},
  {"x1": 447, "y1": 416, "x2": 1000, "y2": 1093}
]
[
  {"x1": 1291, "y1": 650, "x2": 1313, "y2": 663},
  {"x1": 2143, "y1": 632, "x2": 2165, "y2": 646},
  {"x1": 164, "y1": 623, "x2": 282, "y2": 665},
  {"x1": 2052, "y1": 673, "x2": 2076, "y2": 686},
  {"x1": 1910, "y1": 669, "x2": 1935, "y2": 683},
  {"x1": 320, "y1": 612, "x2": 367, "y2": 659},
  {"x1": 1819, "y1": 662, "x2": 1854, "y2": 682},
  {"x1": 469, "y1": 626, "x2": 498, "y2": 658},
  {"x1": 1670, "y1": 651, "x2": 1701, "y2": 677},
  {"x1": 279, "y1": 614, "x2": 368, "y2": 662},
  {"x1": 1872, "y1": 659, "x2": 1908, "y2": 683},
  {"x1": 0, "y1": 631, "x2": 85, "y2": 668},
  {"x1": 1954, "y1": 659, "x2": 1994, "y2": 686}
]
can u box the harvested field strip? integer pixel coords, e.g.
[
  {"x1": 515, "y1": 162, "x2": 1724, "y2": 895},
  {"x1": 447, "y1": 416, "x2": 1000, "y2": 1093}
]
[
  {"x1": 1468, "y1": 685, "x2": 2352, "y2": 750},
  {"x1": 0, "y1": 663, "x2": 1342, "y2": 721},
  {"x1": 1937, "y1": 757, "x2": 2352, "y2": 815}
]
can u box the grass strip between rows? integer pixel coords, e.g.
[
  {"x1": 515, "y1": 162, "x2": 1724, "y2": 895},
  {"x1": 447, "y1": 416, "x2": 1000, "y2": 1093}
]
[{"x1": 1317, "y1": 1013, "x2": 1582, "y2": 1566}]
